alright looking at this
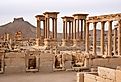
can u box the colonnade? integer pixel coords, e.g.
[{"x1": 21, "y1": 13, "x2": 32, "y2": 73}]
[{"x1": 86, "y1": 14, "x2": 121, "y2": 57}]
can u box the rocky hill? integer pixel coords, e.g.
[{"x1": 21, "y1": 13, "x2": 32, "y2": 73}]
[{"x1": 0, "y1": 18, "x2": 36, "y2": 39}]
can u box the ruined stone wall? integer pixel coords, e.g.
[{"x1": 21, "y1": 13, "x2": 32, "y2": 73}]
[
  {"x1": 89, "y1": 57, "x2": 121, "y2": 68},
  {"x1": 4, "y1": 51, "x2": 54, "y2": 73},
  {"x1": 5, "y1": 52, "x2": 25, "y2": 73}
]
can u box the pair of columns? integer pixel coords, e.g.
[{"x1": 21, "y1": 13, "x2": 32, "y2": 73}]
[
  {"x1": 36, "y1": 18, "x2": 57, "y2": 40},
  {"x1": 85, "y1": 20, "x2": 121, "y2": 57},
  {"x1": 45, "y1": 18, "x2": 57, "y2": 40},
  {"x1": 63, "y1": 21, "x2": 73, "y2": 40},
  {"x1": 73, "y1": 19, "x2": 85, "y2": 40}
]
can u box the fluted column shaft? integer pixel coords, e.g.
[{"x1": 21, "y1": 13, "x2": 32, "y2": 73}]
[
  {"x1": 69, "y1": 21, "x2": 71, "y2": 39},
  {"x1": 86, "y1": 22, "x2": 89, "y2": 53},
  {"x1": 71, "y1": 22, "x2": 73, "y2": 39},
  {"x1": 74, "y1": 19, "x2": 76, "y2": 39},
  {"x1": 54, "y1": 18, "x2": 57, "y2": 39},
  {"x1": 84, "y1": 20, "x2": 86, "y2": 42},
  {"x1": 77, "y1": 19, "x2": 80, "y2": 39},
  {"x1": 36, "y1": 20, "x2": 41, "y2": 38},
  {"x1": 118, "y1": 20, "x2": 121, "y2": 56},
  {"x1": 43, "y1": 21, "x2": 45, "y2": 38},
  {"x1": 101, "y1": 21, "x2": 105, "y2": 55},
  {"x1": 114, "y1": 27, "x2": 117, "y2": 55},
  {"x1": 81, "y1": 19, "x2": 83, "y2": 40},
  {"x1": 65, "y1": 21, "x2": 68, "y2": 39},
  {"x1": 45, "y1": 18, "x2": 47, "y2": 38},
  {"x1": 52, "y1": 18, "x2": 55, "y2": 39},
  {"x1": 63, "y1": 21, "x2": 65, "y2": 39},
  {"x1": 108, "y1": 21, "x2": 112, "y2": 56},
  {"x1": 93, "y1": 22, "x2": 97, "y2": 56}
]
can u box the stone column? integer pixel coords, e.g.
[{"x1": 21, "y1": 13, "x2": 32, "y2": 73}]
[
  {"x1": 52, "y1": 18, "x2": 55, "y2": 39},
  {"x1": 69, "y1": 21, "x2": 71, "y2": 39},
  {"x1": 85, "y1": 22, "x2": 89, "y2": 53},
  {"x1": 71, "y1": 22, "x2": 73, "y2": 39},
  {"x1": 81, "y1": 20, "x2": 83, "y2": 40},
  {"x1": 63, "y1": 21, "x2": 65, "y2": 39},
  {"x1": 93, "y1": 22, "x2": 97, "y2": 56},
  {"x1": 45, "y1": 18, "x2": 47, "y2": 38},
  {"x1": 101, "y1": 21, "x2": 105, "y2": 55},
  {"x1": 74, "y1": 19, "x2": 76, "y2": 39},
  {"x1": 36, "y1": 20, "x2": 41, "y2": 38},
  {"x1": 54, "y1": 18, "x2": 57, "y2": 40},
  {"x1": 43, "y1": 21, "x2": 45, "y2": 38},
  {"x1": 84, "y1": 20, "x2": 86, "y2": 42},
  {"x1": 118, "y1": 20, "x2": 121, "y2": 56},
  {"x1": 114, "y1": 27, "x2": 117, "y2": 55},
  {"x1": 46, "y1": 18, "x2": 50, "y2": 39},
  {"x1": 65, "y1": 21, "x2": 68, "y2": 40},
  {"x1": 77, "y1": 19, "x2": 80, "y2": 40},
  {"x1": 108, "y1": 21, "x2": 112, "y2": 56}
]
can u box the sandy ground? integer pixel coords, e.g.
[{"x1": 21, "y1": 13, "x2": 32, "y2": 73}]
[{"x1": 0, "y1": 71, "x2": 77, "y2": 82}]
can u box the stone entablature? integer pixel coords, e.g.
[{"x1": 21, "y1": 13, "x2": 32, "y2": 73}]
[{"x1": 87, "y1": 13, "x2": 121, "y2": 22}]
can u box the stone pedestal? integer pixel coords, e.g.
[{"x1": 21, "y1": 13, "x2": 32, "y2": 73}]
[
  {"x1": 73, "y1": 39, "x2": 80, "y2": 47},
  {"x1": 44, "y1": 38, "x2": 50, "y2": 47},
  {"x1": 61, "y1": 39, "x2": 67, "y2": 46},
  {"x1": 51, "y1": 39, "x2": 57, "y2": 47},
  {"x1": 36, "y1": 38, "x2": 40, "y2": 46}
]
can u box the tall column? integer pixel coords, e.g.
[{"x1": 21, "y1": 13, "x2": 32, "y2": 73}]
[
  {"x1": 54, "y1": 18, "x2": 57, "y2": 40},
  {"x1": 65, "y1": 21, "x2": 68, "y2": 39},
  {"x1": 69, "y1": 22, "x2": 71, "y2": 39},
  {"x1": 43, "y1": 21, "x2": 45, "y2": 38},
  {"x1": 108, "y1": 21, "x2": 112, "y2": 56},
  {"x1": 114, "y1": 27, "x2": 117, "y2": 55},
  {"x1": 77, "y1": 19, "x2": 80, "y2": 39},
  {"x1": 45, "y1": 18, "x2": 47, "y2": 38},
  {"x1": 71, "y1": 22, "x2": 73, "y2": 39},
  {"x1": 84, "y1": 20, "x2": 86, "y2": 41},
  {"x1": 93, "y1": 22, "x2": 97, "y2": 56},
  {"x1": 52, "y1": 18, "x2": 54, "y2": 39},
  {"x1": 101, "y1": 21, "x2": 105, "y2": 55},
  {"x1": 81, "y1": 20, "x2": 83, "y2": 40},
  {"x1": 74, "y1": 19, "x2": 76, "y2": 39},
  {"x1": 36, "y1": 20, "x2": 41, "y2": 38},
  {"x1": 46, "y1": 18, "x2": 50, "y2": 39},
  {"x1": 63, "y1": 21, "x2": 65, "y2": 39},
  {"x1": 85, "y1": 22, "x2": 89, "y2": 53},
  {"x1": 118, "y1": 20, "x2": 121, "y2": 56}
]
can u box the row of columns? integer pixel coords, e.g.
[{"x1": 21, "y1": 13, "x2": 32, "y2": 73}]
[
  {"x1": 85, "y1": 20, "x2": 121, "y2": 57},
  {"x1": 62, "y1": 14, "x2": 88, "y2": 46},
  {"x1": 44, "y1": 18, "x2": 57, "y2": 39}
]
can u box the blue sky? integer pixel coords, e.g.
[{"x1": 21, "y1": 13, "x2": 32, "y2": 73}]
[{"x1": 0, "y1": 0, "x2": 121, "y2": 32}]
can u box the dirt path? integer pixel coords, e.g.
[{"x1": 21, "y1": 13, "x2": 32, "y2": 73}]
[{"x1": 0, "y1": 72, "x2": 77, "y2": 82}]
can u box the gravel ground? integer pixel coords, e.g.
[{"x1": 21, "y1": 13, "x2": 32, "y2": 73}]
[{"x1": 0, "y1": 71, "x2": 77, "y2": 82}]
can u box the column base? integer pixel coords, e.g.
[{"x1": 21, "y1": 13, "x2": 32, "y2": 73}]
[
  {"x1": 61, "y1": 39, "x2": 67, "y2": 47},
  {"x1": 72, "y1": 39, "x2": 80, "y2": 47},
  {"x1": 51, "y1": 39, "x2": 57, "y2": 47},
  {"x1": 36, "y1": 38, "x2": 40, "y2": 46},
  {"x1": 102, "y1": 55, "x2": 112, "y2": 58},
  {"x1": 44, "y1": 38, "x2": 50, "y2": 47}
]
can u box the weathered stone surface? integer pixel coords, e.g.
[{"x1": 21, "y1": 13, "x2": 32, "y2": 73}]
[{"x1": 116, "y1": 70, "x2": 121, "y2": 82}]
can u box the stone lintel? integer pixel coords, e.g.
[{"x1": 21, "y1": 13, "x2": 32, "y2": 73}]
[
  {"x1": 87, "y1": 13, "x2": 121, "y2": 23},
  {"x1": 61, "y1": 16, "x2": 74, "y2": 22},
  {"x1": 43, "y1": 12, "x2": 59, "y2": 18},
  {"x1": 35, "y1": 15, "x2": 45, "y2": 21},
  {"x1": 73, "y1": 13, "x2": 89, "y2": 20}
]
